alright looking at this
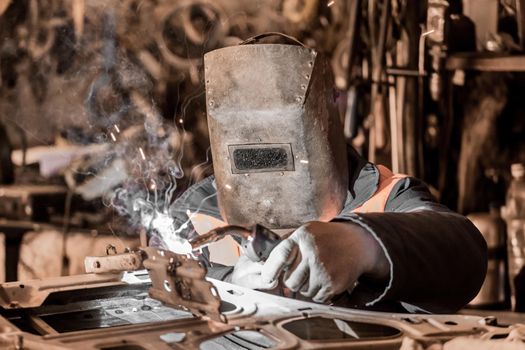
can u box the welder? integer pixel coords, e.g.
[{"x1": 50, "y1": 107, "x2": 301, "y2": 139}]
[{"x1": 161, "y1": 35, "x2": 487, "y2": 314}]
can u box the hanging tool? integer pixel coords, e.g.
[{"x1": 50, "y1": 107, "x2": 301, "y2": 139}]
[{"x1": 367, "y1": 0, "x2": 390, "y2": 162}]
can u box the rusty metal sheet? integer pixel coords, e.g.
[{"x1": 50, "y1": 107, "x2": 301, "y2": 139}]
[{"x1": 0, "y1": 275, "x2": 512, "y2": 350}]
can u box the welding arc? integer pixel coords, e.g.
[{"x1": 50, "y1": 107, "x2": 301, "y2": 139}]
[{"x1": 189, "y1": 225, "x2": 252, "y2": 250}]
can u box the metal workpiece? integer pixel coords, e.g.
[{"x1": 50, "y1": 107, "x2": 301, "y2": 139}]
[
  {"x1": 204, "y1": 43, "x2": 348, "y2": 229},
  {"x1": 0, "y1": 273, "x2": 515, "y2": 350},
  {"x1": 0, "y1": 273, "x2": 124, "y2": 309}
]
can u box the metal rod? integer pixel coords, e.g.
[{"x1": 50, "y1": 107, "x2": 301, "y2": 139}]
[
  {"x1": 345, "y1": 0, "x2": 362, "y2": 86},
  {"x1": 386, "y1": 53, "x2": 399, "y2": 173},
  {"x1": 386, "y1": 67, "x2": 425, "y2": 77},
  {"x1": 189, "y1": 225, "x2": 252, "y2": 250}
]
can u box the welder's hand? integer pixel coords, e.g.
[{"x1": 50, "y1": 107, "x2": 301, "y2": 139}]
[
  {"x1": 261, "y1": 221, "x2": 389, "y2": 303},
  {"x1": 229, "y1": 255, "x2": 273, "y2": 290}
]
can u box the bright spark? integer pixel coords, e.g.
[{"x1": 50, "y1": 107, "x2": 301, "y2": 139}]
[
  {"x1": 114, "y1": 124, "x2": 120, "y2": 133},
  {"x1": 300, "y1": 159, "x2": 309, "y2": 164},
  {"x1": 225, "y1": 184, "x2": 232, "y2": 190},
  {"x1": 178, "y1": 118, "x2": 184, "y2": 124},
  {"x1": 146, "y1": 210, "x2": 192, "y2": 254},
  {"x1": 110, "y1": 132, "x2": 117, "y2": 142},
  {"x1": 327, "y1": 0, "x2": 335, "y2": 6},
  {"x1": 139, "y1": 147, "x2": 146, "y2": 160}
]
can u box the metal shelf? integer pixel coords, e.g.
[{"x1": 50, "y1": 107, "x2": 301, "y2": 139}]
[{"x1": 446, "y1": 53, "x2": 525, "y2": 71}]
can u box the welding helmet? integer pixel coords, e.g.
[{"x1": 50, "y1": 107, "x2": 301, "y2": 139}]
[{"x1": 204, "y1": 33, "x2": 348, "y2": 229}]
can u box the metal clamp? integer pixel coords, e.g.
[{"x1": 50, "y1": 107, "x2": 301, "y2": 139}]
[{"x1": 141, "y1": 247, "x2": 224, "y2": 322}]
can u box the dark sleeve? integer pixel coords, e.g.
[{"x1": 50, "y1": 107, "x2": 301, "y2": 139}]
[{"x1": 335, "y1": 177, "x2": 487, "y2": 313}]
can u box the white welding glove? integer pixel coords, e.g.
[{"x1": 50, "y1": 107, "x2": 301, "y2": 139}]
[
  {"x1": 260, "y1": 221, "x2": 389, "y2": 303},
  {"x1": 229, "y1": 254, "x2": 274, "y2": 290}
]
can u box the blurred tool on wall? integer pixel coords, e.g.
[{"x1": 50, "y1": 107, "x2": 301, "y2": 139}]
[
  {"x1": 425, "y1": 0, "x2": 449, "y2": 102},
  {"x1": 0, "y1": 121, "x2": 14, "y2": 185},
  {"x1": 503, "y1": 163, "x2": 525, "y2": 312}
]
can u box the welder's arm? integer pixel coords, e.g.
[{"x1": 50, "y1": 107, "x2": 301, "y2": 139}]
[{"x1": 335, "y1": 177, "x2": 487, "y2": 313}]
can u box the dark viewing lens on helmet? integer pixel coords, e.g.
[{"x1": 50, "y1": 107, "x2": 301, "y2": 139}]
[{"x1": 229, "y1": 144, "x2": 295, "y2": 173}]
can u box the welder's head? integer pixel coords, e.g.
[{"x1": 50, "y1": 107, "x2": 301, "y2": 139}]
[{"x1": 204, "y1": 37, "x2": 348, "y2": 229}]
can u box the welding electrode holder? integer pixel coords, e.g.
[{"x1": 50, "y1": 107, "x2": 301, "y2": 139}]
[
  {"x1": 190, "y1": 224, "x2": 282, "y2": 262},
  {"x1": 242, "y1": 225, "x2": 283, "y2": 262}
]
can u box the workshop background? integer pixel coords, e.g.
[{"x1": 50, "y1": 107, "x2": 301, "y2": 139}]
[{"x1": 0, "y1": 0, "x2": 524, "y2": 310}]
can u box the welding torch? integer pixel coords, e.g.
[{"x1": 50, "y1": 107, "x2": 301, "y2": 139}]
[
  {"x1": 192, "y1": 224, "x2": 303, "y2": 299},
  {"x1": 189, "y1": 224, "x2": 283, "y2": 263},
  {"x1": 85, "y1": 224, "x2": 284, "y2": 274}
]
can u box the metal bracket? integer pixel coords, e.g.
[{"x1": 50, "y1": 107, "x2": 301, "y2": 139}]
[{"x1": 140, "y1": 248, "x2": 224, "y2": 323}]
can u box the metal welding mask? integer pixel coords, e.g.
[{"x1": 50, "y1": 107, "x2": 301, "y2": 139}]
[{"x1": 204, "y1": 35, "x2": 348, "y2": 229}]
